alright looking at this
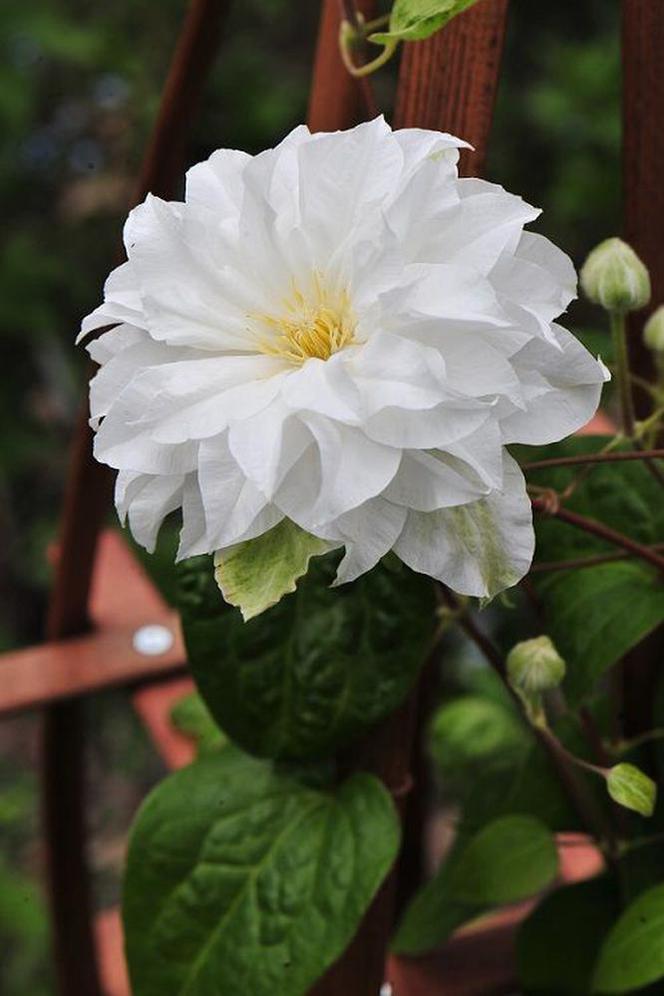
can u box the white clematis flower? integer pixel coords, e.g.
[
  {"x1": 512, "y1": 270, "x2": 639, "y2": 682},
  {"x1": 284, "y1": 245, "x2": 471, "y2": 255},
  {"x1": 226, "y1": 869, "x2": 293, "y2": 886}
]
[{"x1": 80, "y1": 117, "x2": 607, "y2": 599}]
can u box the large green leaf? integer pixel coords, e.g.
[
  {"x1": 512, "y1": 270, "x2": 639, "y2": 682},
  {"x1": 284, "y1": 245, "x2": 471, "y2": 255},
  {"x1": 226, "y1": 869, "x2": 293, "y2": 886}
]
[
  {"x1": 392, "y1": 814, "x2": 558, "y2": 955},
  {"x1": 214, "y1": 519, "x2": 331, "y2": 621},
  {"x1": 539, "y1": 562, "x2": 664, "y2": 702},
  {"x1": 429, "y1": 697, "x2": 593, "y2": 834},
  {"x1": 448, "y1": 814, "x2": 558, "y2": 905},
  {"x1": 179, "y1": 556, "x2": 434, "y2": 761},
  {"x1": 594, "y1": 883, "x2": 664, "y2": 993},
  {"x1": 525, "y1": 436, "x2": 664, "y2": 702},
  {"x1": 124, "y1": 747, "x2": 399, "y2": 996},
  {"x1": 517, "y1": 877, "x2": 620, "y2": 995},
  {"x1": 371, "y1": 0, "x2": 480, "y2": 44}
]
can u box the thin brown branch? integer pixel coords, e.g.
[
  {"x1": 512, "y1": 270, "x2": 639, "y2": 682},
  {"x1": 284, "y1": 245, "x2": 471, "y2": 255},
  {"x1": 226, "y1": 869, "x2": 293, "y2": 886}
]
[
  {"x1": 436, "y1": 585, "x2": 506, "y2": 678},
  {"x1": 530, "y1": 543, "x2": 664, "y2": 575},
  {"x1": 524, "y1": 448, "x2": 664, "y2": 472},
  {"x1": 531, "y1": 498, "x2": 664, "y2": 575},
  {"x1": 438, "y1": 587, "x2": 617, "y2": 850}
]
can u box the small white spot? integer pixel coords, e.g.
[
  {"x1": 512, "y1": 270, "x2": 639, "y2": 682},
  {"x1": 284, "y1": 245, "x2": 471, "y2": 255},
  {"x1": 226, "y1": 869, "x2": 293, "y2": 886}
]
[
  {"x1": 379, "y1": 985, "x2": 393, "y2": 996},
  {"x1": 132, "y1": 624, "x2": 174, "y2": 656}
]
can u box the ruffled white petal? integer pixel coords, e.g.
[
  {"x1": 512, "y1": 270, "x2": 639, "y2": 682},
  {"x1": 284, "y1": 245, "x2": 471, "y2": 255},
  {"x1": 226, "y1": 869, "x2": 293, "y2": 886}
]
[
  {"x1": 394, "y1": 454, "x2": 534, "y2": 598},
  {"x1": 500, "y1": 323, "x2": 609, "y2": 445}
]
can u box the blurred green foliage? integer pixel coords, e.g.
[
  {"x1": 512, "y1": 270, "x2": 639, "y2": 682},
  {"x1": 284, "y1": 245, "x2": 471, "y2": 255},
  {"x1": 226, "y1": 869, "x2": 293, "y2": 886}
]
[{"x1": 0, "y1": 0, "x2": 622, "y2": 991}]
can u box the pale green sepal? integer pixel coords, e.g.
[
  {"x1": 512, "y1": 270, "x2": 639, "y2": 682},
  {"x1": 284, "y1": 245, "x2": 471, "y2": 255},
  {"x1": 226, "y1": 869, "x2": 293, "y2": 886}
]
[
  {"x1": 606, "y1": 762, "x2": 657, "y2": 818},
  {"x1": 370, "y1": 0, "x2": 480, "y2": 44},
  {"x1": 214, "y1": 519, "x2": 332, "y2": 621}
]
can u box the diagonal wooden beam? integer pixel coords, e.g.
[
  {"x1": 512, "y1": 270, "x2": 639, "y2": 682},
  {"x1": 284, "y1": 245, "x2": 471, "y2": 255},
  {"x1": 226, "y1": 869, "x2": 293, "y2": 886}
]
[
  {"x1": 0, "y1": 533, "x2": 185, "y2": 717},
  {"x1": 40, "y1": 3, "x2": 232, "y2": 994}
]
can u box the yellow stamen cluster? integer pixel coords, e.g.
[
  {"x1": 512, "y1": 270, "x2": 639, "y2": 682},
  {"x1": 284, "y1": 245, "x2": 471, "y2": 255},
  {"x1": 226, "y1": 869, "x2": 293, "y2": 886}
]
[{"x1": 252, "y1": 273, "x2": 356, "y2": 365}]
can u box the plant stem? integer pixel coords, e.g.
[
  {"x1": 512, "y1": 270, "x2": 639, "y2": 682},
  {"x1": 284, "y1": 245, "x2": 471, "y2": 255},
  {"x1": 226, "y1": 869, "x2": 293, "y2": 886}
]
[
  {"x1": 524, "y1": 448, "x2": 664, "y2": 472},
  {"x1": 336, "y1": 0, "x2": 380, "y2": 113},
  {"x1": 530, "y1": 543, "x2": 664, "y2": 575},
  {"x1": 441, "y1": 591, "x2": 617, "y2": 850},
  {"x1": 530, "y1": 497, "x2": 664, "y2": 574},
  {"x1": 611, "y1": 310, "x2": 637, "y2": 438}
]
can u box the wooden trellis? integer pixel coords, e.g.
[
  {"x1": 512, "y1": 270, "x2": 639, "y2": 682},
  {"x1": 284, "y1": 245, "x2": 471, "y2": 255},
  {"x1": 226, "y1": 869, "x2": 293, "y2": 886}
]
[{"x1": 0, "y1": 1, "x2": 661, "y2": 994}]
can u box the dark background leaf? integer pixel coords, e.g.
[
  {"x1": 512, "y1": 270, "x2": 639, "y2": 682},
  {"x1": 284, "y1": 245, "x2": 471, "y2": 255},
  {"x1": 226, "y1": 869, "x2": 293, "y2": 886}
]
[{"x1": 178, "y1": 555, "x2": 435, "y2": 761}]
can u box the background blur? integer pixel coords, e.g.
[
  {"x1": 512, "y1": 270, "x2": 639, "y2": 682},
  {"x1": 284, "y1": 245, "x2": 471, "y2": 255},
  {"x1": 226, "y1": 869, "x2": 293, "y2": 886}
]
[{"x1": 0, "y1": 1, "x2": 618, "y2": 990}]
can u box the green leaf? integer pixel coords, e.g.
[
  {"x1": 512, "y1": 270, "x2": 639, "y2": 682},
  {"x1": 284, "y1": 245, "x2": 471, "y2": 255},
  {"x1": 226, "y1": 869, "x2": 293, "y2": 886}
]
[
  {"x1": 429, "y1": 698, "x2": 592, "y2": 834},
  {"x1": 517, "y1": 877, "x2": 620, "y2": 995},
  {"x1": 180, "y1": 556, "x2": 434, "y2": 761},
  {"x1": 429, "y1": 695, "x2": 528, "y2": 781},
  {"x1": 124, "y1": 747, "x2": 399, "y2": 996},
  {"x1": 370, "y1": 0, "x2": 480, "y2": 44},
  {"x1": 169, "y1": 692, "x2": 226, "y2": 757},
  {"x1": 541, "y1": 562, "x2": 664, "y2": 703},
  {"x1": 393, "y1": 814, "x2": 558, "y2": 955},
  {"x1": 525, "y1": 436, "x2": 664, "y2": 702},
  {"x1": 607, "y1": 763, "x2": 657, "y2": 818},
  {"x1": 214, "y1": 519, "x2": 331, "y2": 621},
  {"x1": 594, "y1": 883, "x2": 664, "y2": 993},
  {"x1": 448, "y1": 814, "x2": 558, "y2": 905}
]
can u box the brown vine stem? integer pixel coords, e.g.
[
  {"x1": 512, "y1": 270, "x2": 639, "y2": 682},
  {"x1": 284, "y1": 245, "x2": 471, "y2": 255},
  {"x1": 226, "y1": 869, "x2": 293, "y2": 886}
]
[
  {"x1": 530, "y1": 497, "x2": 664, "y2": 575},
  {"x1": 523, "y1": 448, "x2": 664, "y2": 472},
  {"x1": 531, "y1": 543, "x2": 664, "y2": 575},
  {"x1": 439, "y1": 588, "x2": 617, "y2": 851},
  {"x1": 336, "y1": 0, "x2": 380, "y2": 116}
]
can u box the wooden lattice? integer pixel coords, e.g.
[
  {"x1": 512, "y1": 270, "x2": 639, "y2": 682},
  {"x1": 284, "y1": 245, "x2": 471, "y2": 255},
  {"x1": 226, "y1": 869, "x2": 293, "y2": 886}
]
[{"x1": 0, "y1": 2, "x2": 661, "y2": 994}]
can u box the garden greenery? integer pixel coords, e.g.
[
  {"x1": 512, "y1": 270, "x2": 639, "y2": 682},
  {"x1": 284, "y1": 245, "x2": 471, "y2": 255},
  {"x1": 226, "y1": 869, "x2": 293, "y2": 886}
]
[{"x1": 77, "y1": 6, "x2": 664, "y2": 994}]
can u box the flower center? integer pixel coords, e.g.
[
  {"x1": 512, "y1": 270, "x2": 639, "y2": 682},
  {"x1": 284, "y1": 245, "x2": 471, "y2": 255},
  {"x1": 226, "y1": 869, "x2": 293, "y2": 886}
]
[{"x1": 252, "y1": 273, "x2": 356, "y2": 365}]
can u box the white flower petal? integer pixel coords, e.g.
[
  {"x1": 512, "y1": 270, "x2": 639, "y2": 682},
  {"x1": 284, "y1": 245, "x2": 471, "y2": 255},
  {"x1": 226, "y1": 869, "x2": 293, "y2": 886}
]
[
  {"x1": 325, "y1": 497, "x2": 407, "y2": 586},
  {"x1": 501, "y1": 323, "x2": 609, "y2": 444},
  {"x1": 288, "y1": 416, "x2": 401, "y2": 527},
  {"x1": 79, "y1": 262, "x2": 144, "y2": 340},
  {"x1": 126, "y1": 475, "x2": 184, "y2": 553},
  {"x1": 197, "y1": 435, "x2": 281, "y2": 550},
  {"x1": 394, "y1": 454, "x2": 534, "y2": 598}
]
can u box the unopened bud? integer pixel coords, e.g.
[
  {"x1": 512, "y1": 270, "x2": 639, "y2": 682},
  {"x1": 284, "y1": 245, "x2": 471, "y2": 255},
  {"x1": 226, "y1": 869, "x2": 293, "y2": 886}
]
[
  {"x1": 644, "y1": 306, "x2": 664, "y2": 353},
  {"x1": 507, "y1": 636, "x2": 566, "y2": 695},
  {"x1": 580, "y1": 237, "x2": 651, "y2": 314}
]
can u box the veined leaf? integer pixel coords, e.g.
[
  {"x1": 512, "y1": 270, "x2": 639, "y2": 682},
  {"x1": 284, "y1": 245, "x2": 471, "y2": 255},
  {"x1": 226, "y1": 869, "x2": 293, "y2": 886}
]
[
  {"x1": 124, "y1": 747, "x2": 399, "y2": 996},
  {"x1": 370, "y1": 0, "x2": 480, "y2": 44},
  {"x1": 180, "y1": 555, "x2": 434, "y2": 761}
]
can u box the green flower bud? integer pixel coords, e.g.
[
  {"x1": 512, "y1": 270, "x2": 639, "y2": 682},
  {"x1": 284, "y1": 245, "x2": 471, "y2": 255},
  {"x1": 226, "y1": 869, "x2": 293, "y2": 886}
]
[
  {"x1": 506, "y1": 636, "x2": 566, "y2": 695},
  {"x1": 580, "y1": 237, "x2": 651, "y2": 313},
  {"x1": 643, "y1": 306, "x2": 664, "y2": 353}
]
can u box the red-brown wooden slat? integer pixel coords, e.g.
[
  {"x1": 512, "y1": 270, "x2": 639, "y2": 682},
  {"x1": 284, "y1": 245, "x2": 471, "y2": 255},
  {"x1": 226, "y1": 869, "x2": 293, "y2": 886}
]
[
  {"x1": 38, "y1": 2, "x2": 232, "y2": 993},
  {"x1": 308, "y1": 0, "x2": 376, "y2": 132},
  {"x1": 620, "y1": 1, "x2": 664, "y2": 740},
  {"x1": 622, "y1": 0, "x2": 664, "y2": 417},
  {"x1": 0, "y1": 534, "x2": 185, "y2": 717},
  {"x1": 394, "y1": 0, "x2": 510, "y2": 174}
]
